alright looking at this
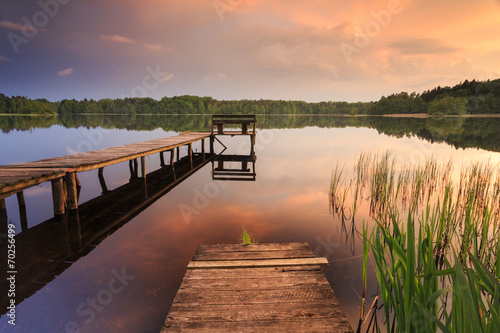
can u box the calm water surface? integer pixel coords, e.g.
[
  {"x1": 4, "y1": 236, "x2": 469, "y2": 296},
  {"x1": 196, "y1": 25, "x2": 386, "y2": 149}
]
[{"x1": 1, "y1": 115, "x2": 499, "y2": 332}]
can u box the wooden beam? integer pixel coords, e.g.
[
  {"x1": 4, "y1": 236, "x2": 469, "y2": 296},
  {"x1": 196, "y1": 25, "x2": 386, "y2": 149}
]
[
  {"x1": 66, "y1": 172, "x2": 79, "y2": 210},
  {"x1": 141, "y1": 156, "x2": 147, "y2": 199},
  {"x1": 17, "y1": 191, "x2": 28, "y2": 231},
  {"x1": 0, "y1": 199, "x2": 6, "y2": 233},
  {"x1": 98, "y1": 168, "x2": 108, "y2": 194},
  {"x1": 176, "y1": 146, "x2": 180, "y2": 162},
  {"x1": 128, "y1": 160, "x2": 135, "y2": 179},
  {"x1": 170, "y1": 150, "x2": 176, "y2": 181},
  {"x1": 160, "y1": 151, "x2": 165, "y2": 167},
  {"x1": 134, "y1": 158, "x2": 139, "y2": 177},
  {"x1": 51, "y1": 178, "x2": 65, "y2": 215},
  {"x1": 201, "y1": 138, "x2": 205, "y2": 162},
  {"x1": 187, "y1": 257, "x2": 329, "y2": 269},
  {"x1": 188, "y1": 143, "x2": 193, "y2": 169}
]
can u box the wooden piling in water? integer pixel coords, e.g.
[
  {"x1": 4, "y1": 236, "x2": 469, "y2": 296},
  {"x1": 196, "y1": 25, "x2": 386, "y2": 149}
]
[
  {"x1": 66, "y1": 172, "x2": 79, "y2": 211},
  {"x1": 17, "y1": 191, "x2": 28, "y2": 231},
  {"x1": 188, "y1": 143, "x2": 193, "y2": 169},
  {"x1": 201, "y1": 139, "x2": 205, "y2": 162},
  {"x1": 51, "y1": 178, "x2": 65, "y2": 215}
]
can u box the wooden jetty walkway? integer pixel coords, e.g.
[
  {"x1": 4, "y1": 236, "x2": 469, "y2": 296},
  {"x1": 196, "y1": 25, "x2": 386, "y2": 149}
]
[
  {"x1": 1, "y1": 114, "x2": 258, "y2": 218},
  {"x1": 161, "y1": 242, "x2": 353, "y2": 332},
  {"x1": 0, "y1": 132, "x2": 211, "y2": 215}
]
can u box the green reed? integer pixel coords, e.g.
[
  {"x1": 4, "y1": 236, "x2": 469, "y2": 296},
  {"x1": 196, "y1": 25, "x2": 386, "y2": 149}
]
[
  {"x1": 330, "y1": 152, "x2": 500, "y2": 332},
  {"x1": 240, "y1": 226, "x2": 259, "y2": 245}
]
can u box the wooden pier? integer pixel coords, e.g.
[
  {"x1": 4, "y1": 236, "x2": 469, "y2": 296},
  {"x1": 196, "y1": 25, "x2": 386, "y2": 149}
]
[
  {"x1": 0, "y1": 132, "x2": 210, "y2": 216},
  {"x1": 161, "y1": 242, "x2": 353, "y2": 332},
  {"x1": 0, "y1": 151, "x2": 210, "y2": 313}
]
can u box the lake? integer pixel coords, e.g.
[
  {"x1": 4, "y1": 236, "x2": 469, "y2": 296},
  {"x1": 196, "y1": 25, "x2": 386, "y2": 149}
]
[{"x1": 1, "y1": 114, "x2": 499, "y2": 332}]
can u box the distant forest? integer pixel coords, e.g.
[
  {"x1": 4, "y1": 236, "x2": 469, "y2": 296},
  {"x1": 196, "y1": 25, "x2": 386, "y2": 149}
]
[{"x1": 1, "y1": 78, "x2": 499, "y2": 116}]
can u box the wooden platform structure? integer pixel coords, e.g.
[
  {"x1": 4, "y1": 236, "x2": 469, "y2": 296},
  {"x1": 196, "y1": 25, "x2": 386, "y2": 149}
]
[
  {"x1": 212, "y1": 153, "x2": 256, "y2": 181},
  {"x1": 0, "y1": 132, "x2": 210, "y2": 216},
  {"x1": 161, "y1": 242, "x2": 353, "y2": 332},
  {"x1": 211, "y1": 114, "x2": 256, "y2": 136},
  {"x1": 210, "y1": 115, "x2": 257, "y2": 156}
]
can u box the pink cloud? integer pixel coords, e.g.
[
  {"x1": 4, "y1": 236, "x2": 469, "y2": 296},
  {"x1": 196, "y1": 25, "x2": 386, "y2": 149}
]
[
  {"x1": 0, "y1": 56, "x2": 10, "y2": 61},
  {"x1": 0, "y1": 20, "x2": 35, "y2": 32},
  {"x1": 160, "y1": 73, "x2": 175, "y2": 82},
  {"x1": 144, "y1": 43, "x2": 163, "y2": 50},
  {"x1": 58, "y1": 68, "x2": 74, "y2": 76},
  {"x1": 99, "y1": 34, "x2": 136, "y2": 44}
]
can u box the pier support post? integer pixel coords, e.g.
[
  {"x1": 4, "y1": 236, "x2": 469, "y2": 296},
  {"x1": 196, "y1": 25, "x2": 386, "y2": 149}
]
[
  {"x1": 188, "y1": 143, "x2": 193, "y2": 169},
  {"x1": 201, "y1": 138, "x2": 205, "y2": 162},
  {"x1": 17, "y1": 191, "x2": 28, "y2": 232},
  {"x1": 0, "y1": 199, "x2": 7, "y2": 234},
  {"x1": 160, "y1": 151, "x2": 165, "y2": 167},
  {"x1": 66, "y1": 172, "x2": 79, "y2": 211},
  {"x1": 129, "y1": 159, "x2": 139, "y2": 180},
  {"x1": 250, "y1": 134, "x2": 255, "y2": 155},
  {"x1": 141, "y1": 156, "x2": 148, "y2": 199},
  {"x1": 51, "y1": 178, "x2": 66, "y2": 215},
  {"x1": 210, "y1": 135, "x2": 214, "y2": 155},
  {"x1": 176, "y1": 147, "x2": 180, "y2": 162},
  {"x1": 170, "y1": 149, "x2": 176, "y2": 181},
  {"x1": 75, "y1": 174, "x2": 82, "y2": 199},
  {"x1": 98, "y1": 168, "x2": 108, "y2": 194}
]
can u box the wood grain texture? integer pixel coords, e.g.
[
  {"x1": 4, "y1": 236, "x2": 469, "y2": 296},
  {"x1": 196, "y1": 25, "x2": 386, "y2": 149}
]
[
  {"x1": 0, "y1": 132, "x2": 210, "y2": 198},
  {"x1": 161, "y1": 242, "x2": 353, "y2": 332},
  {"x1": 187, "y1": 258, "x2": 329, "y2": 269}
]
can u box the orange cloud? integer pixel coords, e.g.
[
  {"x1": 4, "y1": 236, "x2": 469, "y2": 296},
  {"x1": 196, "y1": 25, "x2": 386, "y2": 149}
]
[
  {"x1": 99, "y1": 34, "x2": 136, "y2": 44},
  {"x1": 144, "y1": 43, "x2": 163, "y2": 51},
  {"x1": 0, "y1": 20, "x2": 35, "y2": 32},
  {"x1": 58, "y1": 68, "x2": 74, "y2": 76}
]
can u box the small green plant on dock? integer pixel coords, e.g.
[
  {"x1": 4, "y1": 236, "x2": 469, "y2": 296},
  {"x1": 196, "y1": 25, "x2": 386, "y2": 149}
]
[{"x1": 240, "y1": 226, "x2": 259, "y2": 245}]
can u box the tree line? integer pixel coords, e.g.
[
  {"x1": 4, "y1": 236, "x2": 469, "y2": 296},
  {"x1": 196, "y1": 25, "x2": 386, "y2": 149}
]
[
  {"x1": 1, "y1": 78, "x2": 499, "y2": 116},
  {"x1": 2, "y1": 114, "x2": 500, "y2": 153}
]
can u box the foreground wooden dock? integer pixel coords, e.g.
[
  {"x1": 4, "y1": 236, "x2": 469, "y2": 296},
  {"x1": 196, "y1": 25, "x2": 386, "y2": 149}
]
[{"x1": 162, "y1": 242, "x2": 353, "y2": 332}]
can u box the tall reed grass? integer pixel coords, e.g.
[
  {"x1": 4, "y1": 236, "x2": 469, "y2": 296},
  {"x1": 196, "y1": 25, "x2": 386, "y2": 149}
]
[{"x1": 329, "y1": 152, "x2": 500, "y2": 332}]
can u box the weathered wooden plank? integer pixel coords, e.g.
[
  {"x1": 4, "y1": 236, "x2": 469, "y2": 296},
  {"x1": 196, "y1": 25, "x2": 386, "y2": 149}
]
[
  {"x1": 212, "y1": 131, "x2": 256, "y2": 136},
  {"x1": 166, "y1": 302, "x2": 349, "y2": 323},
  {"x1": 187, "y1": 257, "x2": 328, "y2": 269},
  {"x1": 162, "y1": 318, "x2": 353, "y2": 333},
  {"x1": 193, "y1": 249, "x2": 315, "y2": 261},
  {"x1": 162, "y1": 242, "x2": 353, "y2": 332},
  {"x1": 183, "y1": 266, "x2": 322, "y2": 280},
  {"x1": 0, "y1": 169, "x2": 69, "y2": 199},
  {"x1": 1, "y1": 132, "x2": 210, "y2": 172},
  {"x1": 196, "y1": 242, "x2": 310, "y2": 253},
  {"x1": 178, "y1": 275, "x2": 327, "y2": 290}
]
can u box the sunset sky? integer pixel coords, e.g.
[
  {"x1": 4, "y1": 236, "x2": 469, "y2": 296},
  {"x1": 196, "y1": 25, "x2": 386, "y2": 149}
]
[{"x1": 0, "y1": 0, "x2": 499, "y2": 102}]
